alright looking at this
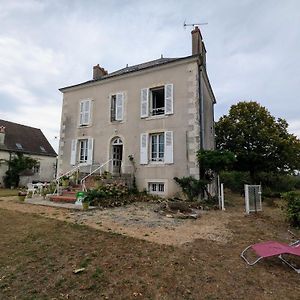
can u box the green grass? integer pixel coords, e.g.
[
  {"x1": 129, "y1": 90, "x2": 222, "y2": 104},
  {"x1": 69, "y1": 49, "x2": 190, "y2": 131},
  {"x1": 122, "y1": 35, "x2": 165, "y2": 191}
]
[{"x1": 0, "y1": 188, "x2": 20, "y2": 197}]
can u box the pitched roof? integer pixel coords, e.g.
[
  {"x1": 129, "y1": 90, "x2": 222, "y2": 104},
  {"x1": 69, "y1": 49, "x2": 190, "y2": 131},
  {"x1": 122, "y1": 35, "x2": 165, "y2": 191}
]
[
  {"x1": 59, "y1": 55, "x2": 198, "y2": 92},
  {"x1": 0, "y1": 119, "x2": 57, "y2": 157}
]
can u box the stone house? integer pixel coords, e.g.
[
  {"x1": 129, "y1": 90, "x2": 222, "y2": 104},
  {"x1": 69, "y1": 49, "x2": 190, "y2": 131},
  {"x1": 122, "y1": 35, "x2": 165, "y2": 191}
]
[
  {"x1": 0, "y1": 120, "x2": 57, "y2": 187},
  {"x1": 58, "y1": 27, "x2": 216, "y2": 197}
]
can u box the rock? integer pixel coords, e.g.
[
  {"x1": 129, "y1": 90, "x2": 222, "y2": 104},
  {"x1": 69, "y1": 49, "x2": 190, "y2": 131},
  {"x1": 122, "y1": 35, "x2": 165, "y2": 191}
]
[{"x1": 73, "y1": 268, "x2": 85, "y2": 274}]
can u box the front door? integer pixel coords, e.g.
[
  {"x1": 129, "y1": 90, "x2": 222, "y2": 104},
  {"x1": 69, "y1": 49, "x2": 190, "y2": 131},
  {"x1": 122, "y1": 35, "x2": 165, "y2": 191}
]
[{"x1": 112, "y1": 145, "x2": 123, "y2": 174}]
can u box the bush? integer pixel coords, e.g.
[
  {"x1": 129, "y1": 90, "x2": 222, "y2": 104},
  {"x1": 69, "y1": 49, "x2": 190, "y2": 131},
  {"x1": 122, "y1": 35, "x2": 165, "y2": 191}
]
[
  {"x1": 85, "y1": 182, "x2": 129, "y2": 206},
  {"x1": 174, "y1": 176, "x2": 209, "y2": 201},
  {"x1": 282, "y1": 191, "x2": 300, "y2": 228},
  {"x1": 255, "y1": 172, "x2": 300, "y2": 193},
  {"x1": 220, "y1": 171, "x2": 300, "y2": 196},
  {"x1": 219, "y1": 171, "x2": 250, "y2": 193}
]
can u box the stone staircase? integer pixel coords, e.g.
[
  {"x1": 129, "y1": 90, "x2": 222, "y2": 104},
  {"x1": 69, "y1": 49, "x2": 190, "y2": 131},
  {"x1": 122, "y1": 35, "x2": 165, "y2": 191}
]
[
  {"x1": 48, "y1": 173, "x2": 133, "y2": 204},
  {"x1": 50, "y1": 190, "x2": 78, "y2": 204}
]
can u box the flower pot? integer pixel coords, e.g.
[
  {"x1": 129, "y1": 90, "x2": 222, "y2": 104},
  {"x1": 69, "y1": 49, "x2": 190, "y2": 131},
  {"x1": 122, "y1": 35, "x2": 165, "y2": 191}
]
[
  {"x1": 18, "y1": 195, "x2": 26, "y2": 201},
  {"x1": 82, "y1": 202, "x2": 89, "y2": 210}
]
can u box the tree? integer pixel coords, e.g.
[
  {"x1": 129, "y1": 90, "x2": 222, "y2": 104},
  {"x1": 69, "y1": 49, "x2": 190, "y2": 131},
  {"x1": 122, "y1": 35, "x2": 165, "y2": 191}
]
[
  {"x1": 174, "y1": 150, "x2": 235, "y2": 201},
  {"x1": 216, "y1": 101, "x2": 300, "y2": 181},
  {"x1": 1, "y1": 153, "x2": 38, "y2": 188},
  {"x1": 197, "y1": 149, "x2": 236, "y2": 181}
]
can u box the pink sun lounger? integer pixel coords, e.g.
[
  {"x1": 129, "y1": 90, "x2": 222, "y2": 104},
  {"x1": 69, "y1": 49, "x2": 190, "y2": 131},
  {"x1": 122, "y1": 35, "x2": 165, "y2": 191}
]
[{"x1": 241, "y1": 240, "x2": 300, "y2": 273}]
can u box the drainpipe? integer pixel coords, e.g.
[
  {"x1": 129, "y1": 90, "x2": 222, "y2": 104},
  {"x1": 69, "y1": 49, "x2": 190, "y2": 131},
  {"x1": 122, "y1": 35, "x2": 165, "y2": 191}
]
[{"x1": 198, "y1": 61, "x2": 205, "y2": 180}]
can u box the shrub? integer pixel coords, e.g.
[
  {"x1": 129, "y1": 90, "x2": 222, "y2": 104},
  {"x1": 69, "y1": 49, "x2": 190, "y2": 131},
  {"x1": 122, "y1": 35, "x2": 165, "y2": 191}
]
[
  {"x1": 219, "y1": 171, "x2": 250, "y2": 193},
  {"x1": 282, "y1": 191, "x2": 300, "y2": 227},
  {"x1": 174, "y1": 176, "x2": 209, "y2": 201},
  {"x1": 85, "y1": 182, "x2": 129, "y2": 206}
]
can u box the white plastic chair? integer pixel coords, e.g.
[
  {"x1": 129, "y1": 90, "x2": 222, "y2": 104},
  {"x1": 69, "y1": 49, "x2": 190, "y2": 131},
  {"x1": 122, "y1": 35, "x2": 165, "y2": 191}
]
[{"x1": 26, "y1": 183, "x2": 37, "y2": 197}]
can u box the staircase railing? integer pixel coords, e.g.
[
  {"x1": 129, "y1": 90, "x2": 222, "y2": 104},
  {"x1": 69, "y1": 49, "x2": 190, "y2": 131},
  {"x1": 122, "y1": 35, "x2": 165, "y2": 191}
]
[
  {"x1": 80, "y1": 159, "x2": 113, "y2": 191},
  {"x1": 53, "y1": 164, "x2": 81, "y2": 195}
]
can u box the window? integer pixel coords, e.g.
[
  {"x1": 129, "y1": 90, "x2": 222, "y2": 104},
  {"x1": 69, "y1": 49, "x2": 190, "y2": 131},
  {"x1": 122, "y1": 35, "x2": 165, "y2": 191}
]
[
  {"x1": 140, "y1": 84, "x2": 173, "y2": 118},
  {"x1": 110, "y1": 93, "x2": 124, "y2": 122},
  {"x1": 150, "y1": 133, "x2": 164, "y2": 162},
  {"x1": 16, "y1": 143, "x2": 23, "y2": 150},
  {"x1": 70, "y1": 138, "x2": 94, "y2": 165},
  {"x1": 79, "y1": 139, "x2": 88, "y2": 163},
  {"x1": 33, "y1": 163, "x2": 40, "y2": 174},
  {"x1": 40, "y1": 146, "x2": 46, "y2": 153},
  {"x1": 79, "y1": 99, "x2": 91, "y2": 126},
  {"x1": 111, "y1": 95, "x2": 117, "y2": 121},
  {"x1": 148, "y1": 182, "x2": 165, "y2": 194},
  {"x1": 140, "y1": 131, "x2": 173, "y2": 165},
  {"x1": 150, "y1": 87, "x2": 164, "y2": 116}
]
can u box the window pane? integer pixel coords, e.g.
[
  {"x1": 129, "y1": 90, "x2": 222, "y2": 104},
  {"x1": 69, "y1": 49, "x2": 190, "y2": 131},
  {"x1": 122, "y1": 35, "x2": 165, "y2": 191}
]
[
  {"x1": 111, "y1": 95, "x2": 116, "y2": 121},
  {"x1": 151, "y1": 135, "x2": 157, "y2": 160},
  {"x1": 151, "y1": 87, "x2": 165, "y2": 115},
  {"x1": 158, "y1": 133, "x2": 164, "y2": 159},
  {"x1": 79, "y1": 140, "x2": 88, "y2": 162}
]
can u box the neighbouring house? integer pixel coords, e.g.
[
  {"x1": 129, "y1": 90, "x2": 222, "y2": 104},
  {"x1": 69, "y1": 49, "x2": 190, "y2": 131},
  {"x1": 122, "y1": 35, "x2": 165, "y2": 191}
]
[
  {"x1": 0, "y1": 120, "x2": 57, "y2": 187},
  {"x1": 58, "y1": 27, "x2": 216, "y2": 197}
]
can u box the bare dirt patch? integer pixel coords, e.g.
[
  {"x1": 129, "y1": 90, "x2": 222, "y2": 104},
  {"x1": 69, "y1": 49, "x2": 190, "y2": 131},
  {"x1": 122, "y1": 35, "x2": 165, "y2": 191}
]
[
  {"x1": 0, "y1": 197, "x2": 233, "y2": 245},
  {"x1": 0, "y1": 194, "x2": 299, "y2": 299}
]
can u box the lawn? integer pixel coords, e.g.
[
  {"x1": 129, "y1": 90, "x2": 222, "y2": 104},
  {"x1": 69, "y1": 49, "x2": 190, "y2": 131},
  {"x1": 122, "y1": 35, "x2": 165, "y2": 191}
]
[
  {"x1": 0, "y1": 193, "x2": 299, "y2": 299},
  {"x1": 0, "y1": 188, "x2": 20, "y2": 197}
]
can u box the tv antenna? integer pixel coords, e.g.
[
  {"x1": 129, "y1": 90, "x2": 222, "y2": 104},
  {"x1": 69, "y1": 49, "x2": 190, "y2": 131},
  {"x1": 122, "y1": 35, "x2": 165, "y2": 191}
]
[{"x1": 183, "y1": 20, "x2": 208, "y2": 29}]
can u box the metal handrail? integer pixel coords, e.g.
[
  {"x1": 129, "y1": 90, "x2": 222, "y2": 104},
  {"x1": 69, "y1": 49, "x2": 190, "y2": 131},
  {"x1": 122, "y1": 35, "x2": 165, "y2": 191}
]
[
  {"x1": 53, "y1": 164, "x2": 81, "y2": 195},
  {"x1": 80, "y1": 159, "x2": 114, "y2": 191}
]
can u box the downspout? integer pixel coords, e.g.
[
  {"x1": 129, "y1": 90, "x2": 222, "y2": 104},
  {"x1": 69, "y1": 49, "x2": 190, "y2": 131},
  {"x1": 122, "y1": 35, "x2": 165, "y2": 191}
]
[{"x1": 198, "y1": 60, "x2": 205, "y2": 180}]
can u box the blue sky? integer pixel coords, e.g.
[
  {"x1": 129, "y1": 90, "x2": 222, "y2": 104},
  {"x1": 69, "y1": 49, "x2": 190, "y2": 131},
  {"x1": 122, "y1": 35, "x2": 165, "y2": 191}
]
[{"x1": 0, "y1": 0, "x2": 299, "y2": 151}]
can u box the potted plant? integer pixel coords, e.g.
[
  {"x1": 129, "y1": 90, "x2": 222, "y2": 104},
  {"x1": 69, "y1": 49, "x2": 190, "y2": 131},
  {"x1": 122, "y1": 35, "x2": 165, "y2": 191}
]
[
  {"x1": 82, "y1": 197, "x2": 89, "y2": 210},
  {"x1": 61, "y1": 175, "x2": 69, "y2": 188},
  {"x1": 18, "y1": 191, "x2": 27, "y2": 201}
]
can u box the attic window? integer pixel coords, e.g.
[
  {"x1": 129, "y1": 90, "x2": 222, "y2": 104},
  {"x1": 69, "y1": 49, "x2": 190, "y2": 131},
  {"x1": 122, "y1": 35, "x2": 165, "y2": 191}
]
[
  {"x1": 16, "y1": 143, "x2": 23, "y2": 150},
  {"x1": 40, "y1": 146, "x2": 46, "y2": 152}
]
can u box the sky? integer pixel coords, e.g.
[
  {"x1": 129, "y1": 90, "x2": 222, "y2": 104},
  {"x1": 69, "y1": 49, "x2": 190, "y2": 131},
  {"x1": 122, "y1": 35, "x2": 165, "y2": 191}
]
[{"x1": 0, "y1": 0, "x2": 299, "y2": 152}]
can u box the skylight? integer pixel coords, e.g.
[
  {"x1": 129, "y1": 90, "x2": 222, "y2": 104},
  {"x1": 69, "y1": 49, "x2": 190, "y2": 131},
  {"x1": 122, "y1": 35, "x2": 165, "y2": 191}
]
[
  {"x1": 40, "y1": 146, "x2": 46, "y2": 152},
  {"x1": 16, "y1": 143, "x2": 23, "y2": 150}
]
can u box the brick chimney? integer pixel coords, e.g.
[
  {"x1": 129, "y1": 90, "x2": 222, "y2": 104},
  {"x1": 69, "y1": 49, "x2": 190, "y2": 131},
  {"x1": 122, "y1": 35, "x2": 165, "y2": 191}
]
[
  {"x1": 191, "y1": 26, "x2": 206, "y2": 66},
  {"x1": 0, "y1": 126, "x2": 5, "y2": 144},
  {"x1": 93, "y1": 64, "x2": 108, "y2": 80}
]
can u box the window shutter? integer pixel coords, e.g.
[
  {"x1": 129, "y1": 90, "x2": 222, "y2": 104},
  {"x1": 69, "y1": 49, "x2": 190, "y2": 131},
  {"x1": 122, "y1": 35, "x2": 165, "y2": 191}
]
[
  {"x1": 70, "y1": 139, "x2": 77, "y2": 165},
  {"x1": 116, "y1": 93, "x2": 124, "y2": 121},
  {"x1": 140, "y1": 133, "x2": 148, "y2": 164},
  {"x1": 140, "y1": 88, "x2": 149, "y2": 118},
  {"x1": 84, "y1": 100, "x2": 91, "y2": 124},
  {"x1": 164, "y1": 131, "x2": 173, "y2": 164},
  {"x1": 87, "y1": 138, "x2": 94, "y2": 165},
  {"x1": 79, "y1": 102, "x2": 84, "y2": 125},
  {"x1": 165, "y1": 84, "x2": 173, "y2": 115}
]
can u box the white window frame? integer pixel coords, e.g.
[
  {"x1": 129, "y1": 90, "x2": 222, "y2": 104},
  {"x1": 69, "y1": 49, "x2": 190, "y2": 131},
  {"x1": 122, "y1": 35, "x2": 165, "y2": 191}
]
[
  {"x1": 150, "y1": 86, "x2": 165, "y2": 116},
  {"x1": 140, "y1": 84, "x2": 173, "y2": 119},
  {"x1": 148, "y1": 182, "x2": 166, "y2": 195},
  {"x1": 150, "y1": 132, "x2": 165, "y2": 163},
  {"x1": 110, "y1": 93, "x2": 124, "y2": 122},
  {"x1": 78, "y1": 139, "x2": 88, "y2": 163}
]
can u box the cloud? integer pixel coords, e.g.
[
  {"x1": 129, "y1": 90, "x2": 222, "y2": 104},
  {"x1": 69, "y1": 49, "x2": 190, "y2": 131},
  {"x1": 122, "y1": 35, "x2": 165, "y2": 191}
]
[{"x1": 0, "y1": 0, "x2": 299, "y2": 155}]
